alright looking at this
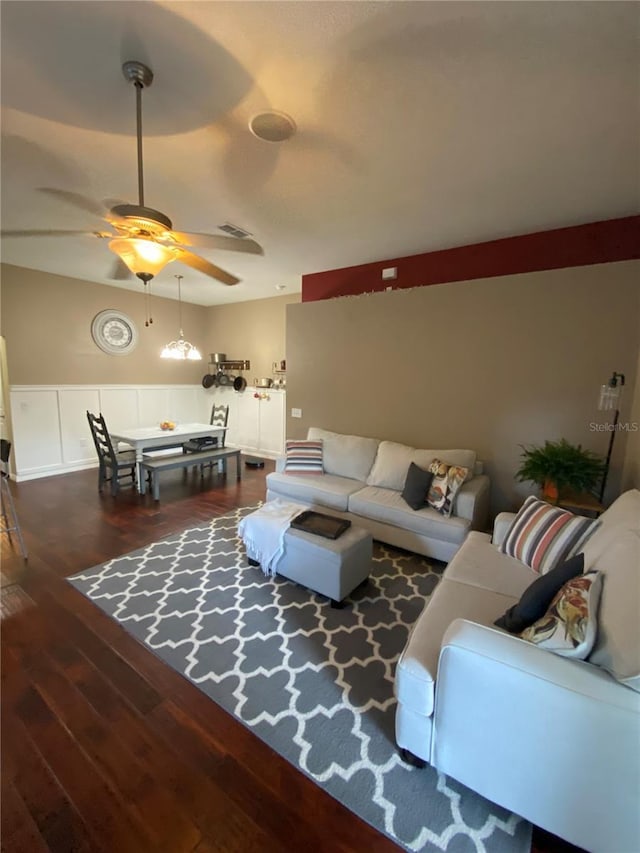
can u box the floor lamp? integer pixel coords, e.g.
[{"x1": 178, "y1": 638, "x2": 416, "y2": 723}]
[{"x1": 597, "y1": 371, "x2": 625, "y2": 504}]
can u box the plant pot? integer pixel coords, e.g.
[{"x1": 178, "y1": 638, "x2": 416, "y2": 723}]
[{"x1": 542, "y1": 479, "x2": 559, "y2": 503}]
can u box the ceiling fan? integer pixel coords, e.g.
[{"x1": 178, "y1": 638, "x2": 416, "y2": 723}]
[{"x1": 1, "y1": 60, "x2": 263, "y2": 287}]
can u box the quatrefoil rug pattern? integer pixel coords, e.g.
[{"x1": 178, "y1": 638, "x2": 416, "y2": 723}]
[{"x1": 69, "y1": 506, "x2": 531, "y2": 853}]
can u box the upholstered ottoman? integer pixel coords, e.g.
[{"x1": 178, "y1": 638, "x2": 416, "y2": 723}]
[{"x1": 240, "y1": 502, "x2": 373, "y2": 606}]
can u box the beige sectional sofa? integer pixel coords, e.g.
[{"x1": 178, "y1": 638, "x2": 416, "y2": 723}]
[
  {"x1": 266, "y1": 427, "x2": 490, "y2": 561},
  {"x1": 394, "y1": 488, "x2": 640, "y2": 853}
]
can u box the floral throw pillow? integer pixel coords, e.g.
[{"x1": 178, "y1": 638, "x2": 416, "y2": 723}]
[
  {"x1": 519, "y1": 571, "x2": 603, "y2": 659},
  {"x1": 427, "y1": 459, "x2": 469, "y2": 517}
]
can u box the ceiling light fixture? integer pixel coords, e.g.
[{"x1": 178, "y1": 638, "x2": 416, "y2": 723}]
[
  {"x1": 108, "y1": 61, "x2": 177, "y2": 284},
  {"x1": 161, "y1": 274, "x2": 202, "y2": 361},
  {"x1": 109, "y1": 237, "x2": 176, "y2": 280}
]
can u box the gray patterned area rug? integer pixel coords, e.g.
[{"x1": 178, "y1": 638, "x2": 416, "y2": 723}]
[{"x1": 69, "y1": 506, "x2": 531, "y2": 853}]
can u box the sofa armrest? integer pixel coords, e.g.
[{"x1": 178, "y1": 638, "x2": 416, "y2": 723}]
[
  {"x1": 274, "y1": 456, "x2": 286, "y2": 473},
  {"x1": 433, "y1": 619, "x2": 640, "y2": 853},
  {"x1": 454, "y1": 474, "x2": 490, "y2": 530},
  {"x1": 439, "y1": 619, "x2": 637, "y2": 704},
  {"x1": 492, "y1": 511, "x2": 516, "y2": 547}
]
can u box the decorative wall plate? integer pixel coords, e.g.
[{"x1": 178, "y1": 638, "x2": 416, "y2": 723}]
[{"x1": 91, "y1": 309, "x2": 138, "y2": 355}]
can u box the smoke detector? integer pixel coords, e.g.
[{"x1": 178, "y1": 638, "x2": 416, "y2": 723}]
[{"x1": 249, "y1": 111, "x2": 297, "y2": 143}]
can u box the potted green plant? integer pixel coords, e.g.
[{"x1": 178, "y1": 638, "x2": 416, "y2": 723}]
[{"x1": 515, "y1": 438, "x2": 605, "y2": 502}]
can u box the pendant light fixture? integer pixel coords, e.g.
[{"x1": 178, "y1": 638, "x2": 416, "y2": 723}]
[{"x1": 161, "y1": 275, "x2": 202, "y2": 361}]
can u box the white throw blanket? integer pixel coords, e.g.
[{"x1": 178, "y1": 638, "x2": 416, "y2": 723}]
[{"x1": 238, "y1": 500, "x2": 305, "y2": 576}]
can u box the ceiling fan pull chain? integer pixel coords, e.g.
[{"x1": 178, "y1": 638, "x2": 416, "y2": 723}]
[
  {"x1": 148, "y1": 279, "x2": 153, "y2": 324},
  {"x1": 144, "y1": 282, "x2": 150, "y2": 327}
]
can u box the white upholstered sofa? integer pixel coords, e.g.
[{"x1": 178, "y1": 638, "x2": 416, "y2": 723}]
[
  {"x1": 266, "y1": 427, "x2": 490, "y2": 561},
  {"x1": 394, "y1": 489, "x2": 640, "y2": 853}
]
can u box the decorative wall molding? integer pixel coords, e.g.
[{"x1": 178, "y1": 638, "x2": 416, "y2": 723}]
[
  {"x1": 9, "y1": 383, "x2": 287, "y2": 481},
  {"x1": 10, "y1": 383, "x2": 209, "y2": 481}
]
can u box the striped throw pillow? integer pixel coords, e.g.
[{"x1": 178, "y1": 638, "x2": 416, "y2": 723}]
[
  {"x1": 500, "y1": 495, "x2": 600, "y2": 575},
  {"x1": 284, "y1": 440, "x2": 324, "y2": 474}
]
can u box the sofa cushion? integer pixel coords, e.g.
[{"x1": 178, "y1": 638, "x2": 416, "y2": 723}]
[
  {"x1": 266, "y1": 471, "x2": 363, "y2": 512},
  {"x1": 597, "y1": 488, "x2": 640, "y2": 532},
  {"x1": 401, "y1": 462, "x2": 433, "y2": 510},
  {"x1": 586, "y1": 531, "x2": 640, "y2": 693},
  {"x1": 494, "y1": 552, "x2": 585, "y2": 634},
  {"x1": 520, "y1": 571, "x2": 603, "y2": 660},
  {"x1": 307, "y1": 427, "x2": 379, "y2": 482},
  {"x1": 580, "y1": 489, "x2": 640, "y2": 572},
  {"x1": 284, "y1": 440, "x2": 324, "y2": 474},
  {"x1": 395, "y1": 577, "x2": 518, "y2": 717},
  {"x1": 348, "y1": 486, "x2": 470, "y2": 546},
  {"x1": 427, "y1": 459, "x2": 469, "y2": 517},
  {"x1": 366, "y1": 440, "x2": 476, "y2": 491},
  {"x1": 500, "y1": 495, "x2": 600, "y2": 575},
  {"x1": 442, "y1": 532, "x2": 535, "y2": 599},
  {"x1": 366, "y1": 441, "x2": 414, "y2": 490}
]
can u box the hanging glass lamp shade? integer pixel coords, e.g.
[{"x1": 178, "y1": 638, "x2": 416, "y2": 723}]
[
  {"x1": 160, "y1": 335, "x2": 202, "y2": 360},
  {"x1": 160, "y1": 274, "x2": 202, "y2": 361},
  {"x1": 109, "y1": 237, "x2": 176, "y2": 278}
]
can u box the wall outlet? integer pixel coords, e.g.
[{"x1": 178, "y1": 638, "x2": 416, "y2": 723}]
[
  {"x1": 382, "y1": 267, "x2": 397, "y2": 280},
  {"x1": 291, "y1": 408, "x2": 302, "y2": 418}
]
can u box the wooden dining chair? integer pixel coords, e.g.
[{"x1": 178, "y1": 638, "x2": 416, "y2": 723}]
[
  {"x1": 182, "y1": 404, "x2": 229, "y2": 453},
  {"x1": 86, "y1": 411, "x2": 137, "y2": 496},
  {"x1": 182, "y1": 404, "x2": 229, "y2": 473}
]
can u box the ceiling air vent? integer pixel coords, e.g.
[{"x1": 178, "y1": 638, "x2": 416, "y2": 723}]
[{"x1": 218, "y1": 222, "x2": 253, "y2": 240}]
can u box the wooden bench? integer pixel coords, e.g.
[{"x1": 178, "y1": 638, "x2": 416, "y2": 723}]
[{"x1": 139, "y1": 447, "x2": 241, "y2": 501}]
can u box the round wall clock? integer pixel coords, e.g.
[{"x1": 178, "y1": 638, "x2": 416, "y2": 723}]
[{"x1": 91, "y1": 310, "x2": 138, "y2": 356}]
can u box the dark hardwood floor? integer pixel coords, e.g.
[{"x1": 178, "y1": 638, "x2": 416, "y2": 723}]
[{"x1": 1, "y1": 461, "x2": 582, "y2": 853}]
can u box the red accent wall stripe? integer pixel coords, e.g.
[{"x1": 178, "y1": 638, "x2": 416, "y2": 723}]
[{"x1": 301, "y1": 216, "x2": 640, "y2": 303}]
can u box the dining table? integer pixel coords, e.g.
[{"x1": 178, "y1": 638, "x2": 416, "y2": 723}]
[{"x1": 108, "y1": 423, "x2": 228, "y2": 492}]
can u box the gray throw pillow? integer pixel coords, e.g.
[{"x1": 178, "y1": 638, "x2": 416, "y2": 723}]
[
  {"x1": 494, "y1": 552, "x2": 585, "y2": 634},
  {"x1": 401, "y1": 462, "x2": 434, "y2": 511}
]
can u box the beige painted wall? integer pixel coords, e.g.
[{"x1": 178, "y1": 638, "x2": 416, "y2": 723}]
[
  {"x1": 204, "y1": 292, "x2": 300, "y2": 381},
  {"x1": 0, "y1": 264, "x2": 299, "y2": 388},
  {"x1": 285, "y1": 260, "x2": 640, "y2": 514},
  {"x1": 0, "y1": 264, "x2": 209, "y2": 385}
]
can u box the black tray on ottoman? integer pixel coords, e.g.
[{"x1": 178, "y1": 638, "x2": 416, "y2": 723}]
[{"x1": 290, "y1": 510, "x2": 351, "y2": 540}]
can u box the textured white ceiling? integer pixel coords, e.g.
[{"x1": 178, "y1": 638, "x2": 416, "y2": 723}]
[{"x1": 1, "y1": 1, "x2": 638, "y2": 306}]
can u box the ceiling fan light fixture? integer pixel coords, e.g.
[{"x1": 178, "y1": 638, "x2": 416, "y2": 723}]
[
  {"x1": 5, "y1": 58, "x2": 254, "y2": 289},
  {"x1": 109, "y1": 237, "x2": 176, "y2": 278}
]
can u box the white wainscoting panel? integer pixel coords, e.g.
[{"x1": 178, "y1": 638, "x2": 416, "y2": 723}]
[
  {"x1": 204, "y1": 386, "x2": 286, "y2": 458},
  {"x1": 9, "y1": 385, "x2": 213, "y2": 482},
  {"x1": 59, "y1": 388, "x2": 101, "y2": 464},
  {"x1": 168, "y1": 387, "x2": 205, "y2": 425},
  {"x1": 100, "y1": 388, "x2": 140, "y2": 432},
  {"x1": 11, "y1": 389, "x2": 63, "y2": 476},
  {"x1": 137, "y1": 388, "x2": 171, "y2": 428}
]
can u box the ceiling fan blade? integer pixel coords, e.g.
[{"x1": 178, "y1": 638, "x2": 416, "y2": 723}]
[
  {"x1": 102, "y1": 197, "x2": 130, "y2": 211},
  {"x1": 37, "y1": 188, "x2": 107, "y2": 219},
  {"x1": 1, "y1": 228, "x2": 112, "y2": 238},
  {"x1": 171, "y1": 231, "x2": 263, "y2": 255},
  {"x1": 109, "y1": 258, "x2": 133, "y2": 280},
  {"x1": 175, "y1": 248, "x2": 240, "y2": 286}
]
